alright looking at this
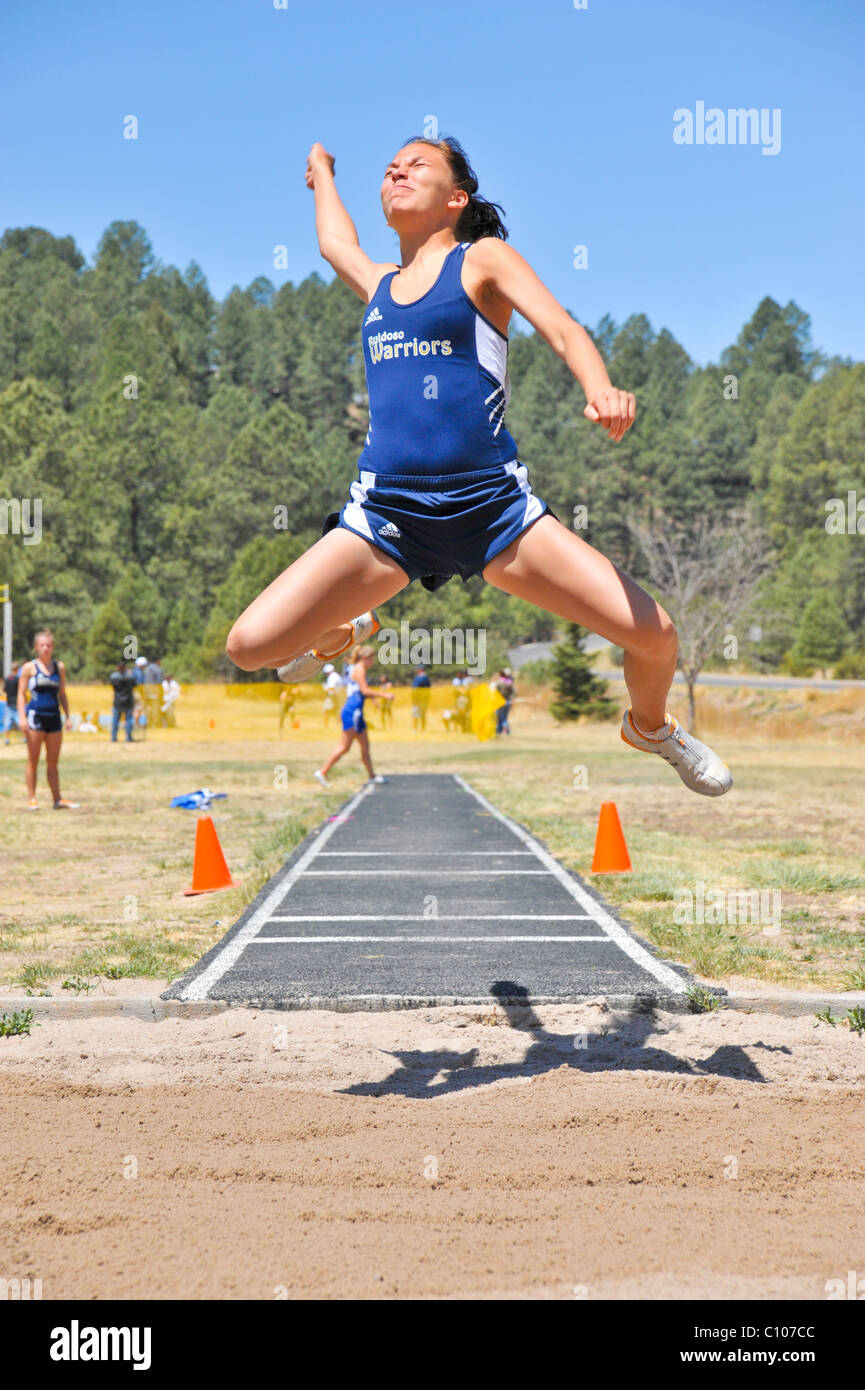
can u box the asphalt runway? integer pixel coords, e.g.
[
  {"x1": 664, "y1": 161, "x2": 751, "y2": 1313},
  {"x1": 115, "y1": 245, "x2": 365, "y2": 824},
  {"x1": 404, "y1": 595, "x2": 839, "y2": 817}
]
[{"x1": 164, "y1": 774, "x2": 694, "y2": 1010}]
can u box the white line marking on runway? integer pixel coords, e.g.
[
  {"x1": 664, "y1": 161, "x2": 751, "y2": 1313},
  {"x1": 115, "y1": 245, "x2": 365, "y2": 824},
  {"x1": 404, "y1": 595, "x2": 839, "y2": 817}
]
[
  {"x1": 177, "y1": 783, "x2": 376, "y2": 1001},
  {"x1": 317, "y1": 851, "x2": 535, "y2": 856},
  {"x1": 303, "y1": 869, "x2": 549, "y2": 876},
  {"x1": 268, "y1": 914, "x2": 592, "y2": 921},
  {"x1": 250, "y1": 936, "x2": 614, "y2": 944},
  {"x1": 451, "y1": 773, "x2": 688, "y2": 994}
]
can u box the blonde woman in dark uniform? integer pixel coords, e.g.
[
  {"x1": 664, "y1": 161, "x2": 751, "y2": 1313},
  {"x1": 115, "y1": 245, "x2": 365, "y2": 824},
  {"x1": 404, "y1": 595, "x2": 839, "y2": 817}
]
[{"x1": 18, "y1": 628, "x2": 78, "y2": 810}]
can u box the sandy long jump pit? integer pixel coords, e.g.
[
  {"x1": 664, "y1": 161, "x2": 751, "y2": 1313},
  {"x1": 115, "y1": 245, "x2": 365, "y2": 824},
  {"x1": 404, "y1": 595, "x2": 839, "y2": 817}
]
[{"x1": 1, "y1": 994, "x2": 864, "y2": 1301}]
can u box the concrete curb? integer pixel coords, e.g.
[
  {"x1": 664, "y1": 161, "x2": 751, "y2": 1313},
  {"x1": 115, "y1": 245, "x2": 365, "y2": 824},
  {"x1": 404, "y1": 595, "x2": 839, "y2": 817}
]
[
  {"x1": 2, "y1": 991, "x2": 863, "y2": 1021},
  {"x1": 722, "y1": 990, "x2": 865, "y2": 1019},
  {"x1": 0, "y1": 997, "x2": 231, "y2": 1022}
]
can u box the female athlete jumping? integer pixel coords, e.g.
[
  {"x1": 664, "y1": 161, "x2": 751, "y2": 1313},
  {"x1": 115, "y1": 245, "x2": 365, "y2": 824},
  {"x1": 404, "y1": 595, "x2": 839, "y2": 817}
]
[
  {"x1": 314, "y1": 645, "x2": 393, "y2": 789},
  {"x1": 227, "y1": 135, "x2": 731, "y2": 796},
  {"x1": 17, "y1": 628, "x2": 78, "y2": 810}
]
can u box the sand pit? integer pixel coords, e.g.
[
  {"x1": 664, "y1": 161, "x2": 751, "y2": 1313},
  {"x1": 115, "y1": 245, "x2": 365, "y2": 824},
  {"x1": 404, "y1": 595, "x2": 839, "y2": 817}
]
[{"x1": 1, "y1": 1000, "x2": 863, "y2": 1300}]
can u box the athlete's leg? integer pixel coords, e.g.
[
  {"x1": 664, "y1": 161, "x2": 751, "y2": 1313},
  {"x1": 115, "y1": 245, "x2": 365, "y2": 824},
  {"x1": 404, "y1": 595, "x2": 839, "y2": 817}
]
[
  {"x1": 356, "y1": 729, "x2": 375, "y2": 779},
  {"x1": 226, "y1": 528, "x2": 410, "y2": 672},
  {"x1": 25, "y1": 728, "x2": 44, "y2": 800},
  {"x1": 44, "y1": 729, "x2": 63, "y2": 801},
  {"x1": 319, "y1": 728, "x2": 354, "y2": 776},
  {"x1": 482, "y1": 515, "x2": 677, "y2": 732}
]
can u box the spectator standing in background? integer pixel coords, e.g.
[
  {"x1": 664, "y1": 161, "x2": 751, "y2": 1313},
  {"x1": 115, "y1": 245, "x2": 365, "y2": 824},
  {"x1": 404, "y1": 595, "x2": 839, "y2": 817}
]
[
  {"x1": 109, "y1": 658, "x2": 137, "y2": 743},
  {"x1": 142, "y1": 655, "x2": 163, "y2": 727},
  {"x1": 18, "y1": 628, "x2": 78, "y2": 809},
  {"x1": 160, "y1": 672, "x2": 180, "y2": 727},
  {"x1": 452, "y1": 668, "x2": 471, "y2": 732},
  {"x1": 411, "y1": 665, "x2": 431, "y2": 731},
  {"x1": 3, "y1": 660, "x2": 23, "y2": 743},
  {"x1": 494, "y1": 667, "x2": 515, "y2": 735},
  {"x1": 378, "y1": 673, "x2": 395, "y2": 729},
  {"x1": 322, "y1": 662, "x2": 343, "y2": 729}
]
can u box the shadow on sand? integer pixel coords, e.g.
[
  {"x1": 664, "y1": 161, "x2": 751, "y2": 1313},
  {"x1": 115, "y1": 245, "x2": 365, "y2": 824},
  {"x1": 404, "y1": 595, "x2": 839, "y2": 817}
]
[{"x1": 340, "y1": 981, "x2": 791, "y2": 1099}]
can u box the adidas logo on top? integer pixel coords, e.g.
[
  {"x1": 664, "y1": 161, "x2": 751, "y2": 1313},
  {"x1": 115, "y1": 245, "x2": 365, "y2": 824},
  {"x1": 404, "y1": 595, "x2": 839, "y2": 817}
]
[{"x1": 364, "y1": 306, "x2": 383, "y2": 326}]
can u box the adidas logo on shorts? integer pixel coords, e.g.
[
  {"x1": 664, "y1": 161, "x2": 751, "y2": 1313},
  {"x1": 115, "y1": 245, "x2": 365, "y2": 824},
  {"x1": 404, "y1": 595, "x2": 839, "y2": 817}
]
[
  {"x1": 364, "y1": 306, "x2": 383, "y2": 326},
  {"x1": 378, "y1": 522, "x2": 401, "y2": 538}
]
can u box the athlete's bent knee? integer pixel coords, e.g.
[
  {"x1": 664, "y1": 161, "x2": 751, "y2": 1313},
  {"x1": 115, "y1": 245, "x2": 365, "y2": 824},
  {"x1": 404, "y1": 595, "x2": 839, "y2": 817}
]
[
  {"x1": 225, "y1": 620, "x2": 263, "y2": 672},
  {"x1": 629, "y1": 610, "x2": 678, "y2": 662},
  {"x1": 648, "y1": 612, "x2": 678, "y2": 661}
]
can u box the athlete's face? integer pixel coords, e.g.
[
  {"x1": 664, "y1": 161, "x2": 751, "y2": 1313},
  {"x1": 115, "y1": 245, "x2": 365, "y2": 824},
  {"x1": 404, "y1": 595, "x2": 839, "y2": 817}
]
[
  {"x1": 381, "y1": 144, "x2": 466, "y2": 229},
  {"x1": 34, "y1": 633, "x2": 53, "y2": 663}
]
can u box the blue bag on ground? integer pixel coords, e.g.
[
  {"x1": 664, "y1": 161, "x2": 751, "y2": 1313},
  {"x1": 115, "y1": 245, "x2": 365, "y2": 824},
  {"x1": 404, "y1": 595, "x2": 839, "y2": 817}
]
[{"x1": 170, "y1": 789, "x2": 228, "y2": 810}]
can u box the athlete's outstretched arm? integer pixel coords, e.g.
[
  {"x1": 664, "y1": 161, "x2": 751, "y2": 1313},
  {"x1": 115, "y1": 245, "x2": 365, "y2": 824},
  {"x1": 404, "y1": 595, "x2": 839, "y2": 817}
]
[
  {"x1": 472, "y1": 240, "x2": 635, "y2": 443},
  {"x1": 306, "y1": 142, "x2": 397, "y2": 303}
]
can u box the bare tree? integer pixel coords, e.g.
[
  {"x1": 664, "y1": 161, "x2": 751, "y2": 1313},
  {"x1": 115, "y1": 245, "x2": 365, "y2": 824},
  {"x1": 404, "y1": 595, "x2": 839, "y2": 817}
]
[{"x1": 628, "y1": 509, "x2": 773, "y2": 731}]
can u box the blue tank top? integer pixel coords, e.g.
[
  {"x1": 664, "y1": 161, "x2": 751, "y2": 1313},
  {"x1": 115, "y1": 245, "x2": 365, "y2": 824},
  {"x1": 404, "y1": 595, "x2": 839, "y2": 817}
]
[
  {"x1": 343, "y1": 667, "x2": 364, "y2": 706},
  {"x1": 27, "y1": 659, "x2": 61, "y2": 715},
  {"x1": 357, "y1": 241, "x2": 519, "y2": 477}
]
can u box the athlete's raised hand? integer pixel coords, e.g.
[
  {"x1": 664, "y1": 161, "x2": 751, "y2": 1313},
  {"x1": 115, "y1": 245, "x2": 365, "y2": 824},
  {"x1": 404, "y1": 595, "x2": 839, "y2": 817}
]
[
  {"x1": 305, "y1": 142, "x2": 335, "y2": 188},
  {"x1": 583, "y1": 388, "x2": 636, "y2": 443}
]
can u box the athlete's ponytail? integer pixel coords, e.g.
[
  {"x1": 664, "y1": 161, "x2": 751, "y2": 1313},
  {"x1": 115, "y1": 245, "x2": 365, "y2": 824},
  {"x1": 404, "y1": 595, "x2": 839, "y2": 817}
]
[{"x1": 400, "y1": 133, "x2": 508, "y2": 242}]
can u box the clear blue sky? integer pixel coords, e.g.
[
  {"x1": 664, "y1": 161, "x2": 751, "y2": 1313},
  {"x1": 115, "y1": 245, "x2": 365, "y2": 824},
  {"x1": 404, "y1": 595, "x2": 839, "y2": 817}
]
[{"x1": 1, "y1": 0, "x2": 862, "y2": 366}]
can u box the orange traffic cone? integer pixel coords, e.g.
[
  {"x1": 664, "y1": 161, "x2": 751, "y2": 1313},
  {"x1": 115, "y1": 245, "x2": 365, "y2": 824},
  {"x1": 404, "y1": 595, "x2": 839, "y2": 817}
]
[
  {"x1": 591, "y1": 801, "x2": 632, "y2": 873},
  {"x1": 183, "y1": 815, "x2": 234, "y2": 895}
]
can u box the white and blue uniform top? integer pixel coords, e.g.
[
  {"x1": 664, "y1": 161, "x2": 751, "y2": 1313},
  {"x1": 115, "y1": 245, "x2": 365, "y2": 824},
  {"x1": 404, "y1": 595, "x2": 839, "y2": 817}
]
[
  {"x1": 357, "y1": 241, "x2": 519, "y2": 477},
  {"x1": 342, "y1": 668, "x2": 364, "y2": 706},
  {"x1": 27, "y1": 659, "x2": 61, "y2": 716}
]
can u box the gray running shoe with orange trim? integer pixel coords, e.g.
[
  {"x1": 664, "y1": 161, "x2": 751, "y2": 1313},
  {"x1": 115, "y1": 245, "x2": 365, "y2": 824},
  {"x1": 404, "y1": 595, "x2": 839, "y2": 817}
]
[
  {"x1": 278, "y1": 611, "x2": 380, "y2": 683},
  {"x1": 620, "y1": 708, "x2": 732, "y2": 797}
]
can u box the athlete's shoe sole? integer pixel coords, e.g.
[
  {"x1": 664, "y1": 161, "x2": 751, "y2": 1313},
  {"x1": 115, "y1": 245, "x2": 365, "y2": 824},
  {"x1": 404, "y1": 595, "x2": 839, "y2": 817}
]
[
  {"x1": 620, "y1": 708, "x2": 732, "y2": 797},
  {"x1": 314, "y1": 769, "x2": 330, "y2": 789},
  {"x1": 278, "y1": 611, "x2": 381, "y2": 684}
]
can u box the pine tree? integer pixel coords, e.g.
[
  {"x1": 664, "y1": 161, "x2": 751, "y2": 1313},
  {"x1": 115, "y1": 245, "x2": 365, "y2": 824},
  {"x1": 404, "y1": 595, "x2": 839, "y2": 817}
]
[
  {"x1": 789, "y1": 592, "x2": 849, "y2": 674},
  {"x1": 86, "y1": 596, "x2": 132, "y2": 677},
  {"x1": 549, "y1": 624, "x2": 617, "y2": 721}
]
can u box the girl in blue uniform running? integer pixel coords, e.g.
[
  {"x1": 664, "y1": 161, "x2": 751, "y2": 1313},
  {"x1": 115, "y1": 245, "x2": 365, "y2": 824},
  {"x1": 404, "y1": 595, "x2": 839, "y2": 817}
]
[
  {"x1": 314, "y1": 646, "x2": 393, "y2": 789},
  {"x1": 17, "y1": 628, "x2": 78, "y2": 810},
  {"x1": 227, "y1": 135, "x2": 731, "y2": 796}
]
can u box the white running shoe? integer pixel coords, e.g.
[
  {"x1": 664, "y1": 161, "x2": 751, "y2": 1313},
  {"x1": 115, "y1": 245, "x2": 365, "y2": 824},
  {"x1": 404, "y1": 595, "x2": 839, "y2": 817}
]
[
  {"x1": 367, "y1": 774, "x2": 389, "y2": 784},
  {"x1": 620, "y1": 708, "x2": 732, "y2": 797},
  {"x1": 314, "y1": 769, "x2": 330, "y2": 789},
  {"x1": 277, "y1": 611, "x2": 381, "y2": 683}
]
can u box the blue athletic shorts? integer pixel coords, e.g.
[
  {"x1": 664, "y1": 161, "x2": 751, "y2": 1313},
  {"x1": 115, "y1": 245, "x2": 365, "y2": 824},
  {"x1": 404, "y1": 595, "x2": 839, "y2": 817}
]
[
  {"x1": 26, "y1": 707, "x2": 63, "y2": 733},
  {"x1": 322, "y1": 460, "x2": 557, "y2": 592},
  {"x1": 340, "y1": 696, "x2": 366, "y2": 734}
]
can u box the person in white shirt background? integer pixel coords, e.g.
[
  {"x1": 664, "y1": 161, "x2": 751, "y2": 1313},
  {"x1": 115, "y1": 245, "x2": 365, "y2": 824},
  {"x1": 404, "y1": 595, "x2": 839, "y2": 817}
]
[{"x1": 321, "y1": 662, "x2": 344, "y2": 729}]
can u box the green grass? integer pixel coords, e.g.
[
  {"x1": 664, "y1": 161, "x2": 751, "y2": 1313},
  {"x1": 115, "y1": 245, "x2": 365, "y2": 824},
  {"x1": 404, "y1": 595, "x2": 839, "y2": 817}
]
[
  {"x1": 67, "y1": 931, "x2": 199, "y2": 982},
  {"x1": 61, "y1": 976, "x2": 98, "y2": 995},
  {"x1": 739, "y1": 861, "x2": 865, "y2": 892},
  {"x1": 684, "y1": 985, "x2": 721, "y2": 1013},
  {"x1": 16, "y1": 962, "x2": 59, "y2": 988},
  {"x1": 0, "y1": 1008, "x2": 37, "y2": 1037}
]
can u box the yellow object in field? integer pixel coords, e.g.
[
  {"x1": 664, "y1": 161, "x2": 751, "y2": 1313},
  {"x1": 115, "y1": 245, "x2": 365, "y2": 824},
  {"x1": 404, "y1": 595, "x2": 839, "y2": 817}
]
[{"x1": 470, "y1": 682, "x2": 504, "y2": 742}]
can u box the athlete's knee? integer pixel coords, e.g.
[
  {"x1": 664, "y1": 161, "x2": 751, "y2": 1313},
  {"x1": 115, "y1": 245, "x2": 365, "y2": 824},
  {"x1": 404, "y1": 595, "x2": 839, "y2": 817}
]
[
  {"x1": 628, "y1": 608, "x2": 678, "y2": 661},
  {"x1": 646, "y1": 610, "x2": 678, "y2": 661},
  {"x1": 226, "y1": 619, "x2": 266, "y2": 672}
]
